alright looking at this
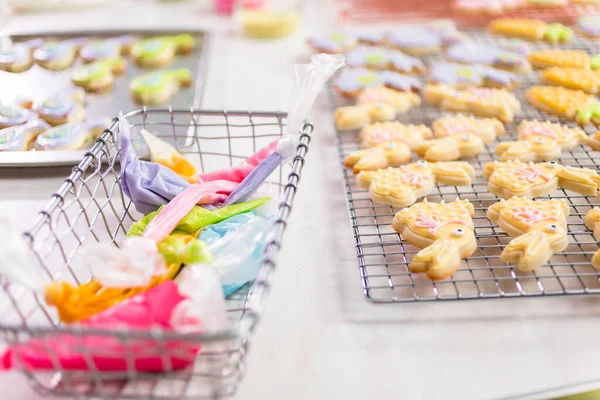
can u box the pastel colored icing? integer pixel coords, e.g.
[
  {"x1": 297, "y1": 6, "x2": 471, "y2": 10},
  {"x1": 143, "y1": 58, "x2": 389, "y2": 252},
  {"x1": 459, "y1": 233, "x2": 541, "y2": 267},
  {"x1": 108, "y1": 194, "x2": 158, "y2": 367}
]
[
  {"x1": 308, "y1": 34, "x2": 357, "y2": 52},
  {"x1": 483, "y1": 67, "x2": 518, "y2": 86},
  {"x1": 446, "y1": 41, "x2": 527, "y2": 69},
  {"x1": 38, "y1": 88, "x2": 85, "y2": 118},
  {"x1": 388, "y1": 27, "x2": 441, "y2": 49},
  {"x1": 577, "y1": 103, "x2": 600, "y2": 124},
  {"x1": 33, "y1": 42, "x2": 75, "y2": 62},
  {"x1": 72, "y1": 57, "x2": 126, "y2": 84},
  {"x1": 80, "y1": 40, "x2": 120, "y2": 61},
  {"x1": 345, "y1": 46, "x2": 424, "y2": 72},
  {"x1": 130, "y1": 68, "x2": 192, "y2": 97},
  {"x1": 0, "y1": 119, "x2": 51, "y2": 151},
  {"x1": 429, "y1": 63, "x2": 484, "y2": 86},
  {"x1": 356, "y1": 32, "x2": 384, "y2": 44},
  {"x1": 379, "y1": 71, "x2": 422, "y2": 91},
  {"x1": 499, "y1": 39, "x2": 530, "y2": 55},
  {"x1": 591, "y1": 54, "x2": 600, "y2": 70},
  {"x1": 35, "y1": 119, "x2": 108, "y2": 150},
  {"x1": 544, "y1": 23, "x2": 572, "y2": 43},
  {"x1": 0, "y1": 105, "x2": 37, "y2": 127},
  {"x1": 335, "y1": 69, "x2": 384, "y2": 93},
  {"x1": 577, "y1": 15, "x2": 600, "y2": 36},
  {"x1": 132, "y1": 34, "x2": 194, "y2": 62},
  {"x1": 0, "y1": 39, "x2": 43, "y2": 67}
]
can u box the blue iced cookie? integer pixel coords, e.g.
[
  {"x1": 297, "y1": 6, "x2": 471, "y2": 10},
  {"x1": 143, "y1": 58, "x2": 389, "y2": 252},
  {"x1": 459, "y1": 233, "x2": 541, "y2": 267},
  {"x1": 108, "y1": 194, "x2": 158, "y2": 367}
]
[
  {"x1": 0, "y1": 104, "x2": 38, "y2": 129},
  {"x1": 34, "y1": 119, "x2": 110, "y2": 151},
  {"x1": 80, "y1": 35, "x2": 136, "y2": 63},
  {"x1": 0, "y1": 38, "x2": 44, "y2": 73},
  {"x1": 37, "y1": 88, "x2": 86, "y2": 126},
  {"x1": 0, "y1": 119, "x2": 51, "y2": 151}
]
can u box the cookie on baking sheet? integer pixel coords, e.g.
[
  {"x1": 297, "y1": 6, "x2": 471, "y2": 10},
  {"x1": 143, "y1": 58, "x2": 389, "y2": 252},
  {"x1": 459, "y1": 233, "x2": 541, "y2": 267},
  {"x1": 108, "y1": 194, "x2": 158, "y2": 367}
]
[
  {"x1": 344, "y1": 141, "x2": 412, "y2": 173},
  {"x1": 334, "y1": 68, "x2": 422, "y2": 98},
  {"x1": 34, "y1": 119, "x2": 110, "y2": 151},
  {"x1": 0, "y1": 104, "x2": 38, "y2": 129},
  {"x1": 525, "y1": 86, "x2": 597, "y2": 120},
  {"x1": 80, "y1": 35, "x2": 136, "y2": 63},
  {"x1": 392, "y1": 198, "x2": 476, "y2": 281},
  {"x1": 445, "y1": 41, "x2": 530, "y2": 74},
  {"x1": 360, "y1": 121, "x2": 432, "y2": 149},
  {"x1": 432, "y1": 114, "x2": 505, "y2": 142},
  {"x1": 424, "y1": 84, "x2": 521, "y2": 124},
  {"x1": 577, "y1": 15, "x2": 600, "y2": 38},
  {"x1": 307, "y1": 34, "x2": 357, "y2": 54},
  {"x1": 428, "y1": 63, "x2": 519, "y2": 89},
  {"x1": 528, "y1": 50, "x2": 593, "y2": 70},
  {"x1": 71, "y1": 57, "x2": 127, "y2": 93},
  {"x1": 495, "y1": 120, "x2": 587, "y2": 161},
  {"x1": 33, "y1": 38, "x2": 87, "y2": 71},
  {"x1": 0, "y1": 119, "x2": 51, "y2": 151},
  {"x1": 488, "y1": 18, "x2": 572, "y2": 44},
  {"x1": 130, "y1": 68, "x2": 193, "y2": 106},
  {"x1": 357, "y1": 160, "x2": 475, "y2": 208},
  {"x1": 37, "y1": 88, "x2": 86, "y2": 126},
  {"x1": 0, "y1": 38, "x2": 43, "y2": 73},
  {"x1": 345, "y1": 46, "x2": 425, "y2": 74},
  {"x1": 541, "y1": 67, "x2": 600, "y2": 95},
  {"x1": 488, "y1": 197, "x2": 570, "y2": 271},
  {"x1": 130, "y1": 34, "x2": 194, "y2": 68},
  {"x1": 484, "y1": 160, "x2": 600, "y2": 199}
]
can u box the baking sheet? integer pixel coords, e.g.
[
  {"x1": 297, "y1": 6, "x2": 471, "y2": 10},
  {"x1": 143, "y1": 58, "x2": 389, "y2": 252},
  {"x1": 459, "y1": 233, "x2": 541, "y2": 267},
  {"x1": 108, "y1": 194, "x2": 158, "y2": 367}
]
[{"x1": 0, "y1": 29, "x2": 210, "y2": 167}]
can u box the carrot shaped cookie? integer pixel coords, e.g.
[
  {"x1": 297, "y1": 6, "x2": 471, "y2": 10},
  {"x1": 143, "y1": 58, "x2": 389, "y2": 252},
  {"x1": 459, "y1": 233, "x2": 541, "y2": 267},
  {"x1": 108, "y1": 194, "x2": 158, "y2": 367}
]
[
  {"x1": 344, "y1": 141, "x2": 412, "y2": 173},
  {"x1": 488, "y1": 18, "x2": 572, "y2": 44},
  {"x1": 494, "y1": 120, "x2": 587, "y2": 161},
  {"x1": 541, "y1": 67, "x2": 600, "y2": 95},
  {"x1": 424, "y1": 84, "x2": 521, "y2": 124},
  {"x1": 392, "y1": 198, "x2": 476, "y2": 280},
  {"x1": 487, "y1": 197, "x2": 570, "y2": 271},
  {"x1": 484, "y1": 160, "x2": 600, "y2": 199},
  {"x1": 360, "y1": 121, "x2": 432, "y2": 149},
  {"x1": 525, "y1": 86, "x2": 597, "y2": 121},
  {"x1": 356, "y1": 160, "x2": 475, "y2": 208},
  {"x1": 528, "y1": 49, "x2": 600, "y2": 70}
]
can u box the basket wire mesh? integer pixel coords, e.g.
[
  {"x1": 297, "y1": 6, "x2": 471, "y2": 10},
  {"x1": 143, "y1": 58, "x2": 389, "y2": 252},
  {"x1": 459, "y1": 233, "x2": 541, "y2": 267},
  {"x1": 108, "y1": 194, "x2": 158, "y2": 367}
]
[
  {"x1": 0, "y1": 108, "x2": 313, "y2": 399},
  {"x1": 333, "y1": 30, "x2": 600, "y2": 303}
]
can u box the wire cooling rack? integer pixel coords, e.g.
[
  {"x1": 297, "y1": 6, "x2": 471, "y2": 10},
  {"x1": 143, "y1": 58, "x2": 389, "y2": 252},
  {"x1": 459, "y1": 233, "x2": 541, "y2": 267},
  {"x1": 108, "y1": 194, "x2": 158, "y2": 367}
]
[
  {"x1": 0, "y1": 108, "x2": 313, "y2": 399},
  {"x1": 333, "y1": 30, "x2": 600, "y2": 303}
]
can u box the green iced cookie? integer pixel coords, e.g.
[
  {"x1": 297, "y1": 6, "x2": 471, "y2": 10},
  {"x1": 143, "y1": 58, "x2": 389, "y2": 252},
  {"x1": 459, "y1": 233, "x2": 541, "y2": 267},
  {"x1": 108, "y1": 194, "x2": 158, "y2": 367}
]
[
  {"x1": 130, "y1": 34, "x2": 195, "y2": 68},
  {"x1": 71, "y1": 57, "x2": 127, "y2": 93},
  {"x1": 130, "y1": 68, "x2": 192, "y2": 105}
]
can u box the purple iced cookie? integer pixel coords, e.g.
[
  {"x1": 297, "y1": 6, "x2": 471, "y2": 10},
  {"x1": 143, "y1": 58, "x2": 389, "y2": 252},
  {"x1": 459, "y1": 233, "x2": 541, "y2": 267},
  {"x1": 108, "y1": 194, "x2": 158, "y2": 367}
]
[
  {"x1": 379, "y1": 71, "x2": 422, "y2": 92},
  {"x1": 499, "y1": 39, "x2": 530, "y2": 55},
  {"x1": 480, "y1": 66, "x2": 518, "y2": 87},
  {"x1": 334, "y1": 68, "x2": 384, "y2": 94},
  {"x1": 356, "y1": 32, "x2": 384, "y2": 45},
  {"x1": 387, "y1": 27, "x2": 441, "y2": 51},
  {"x1": 345, "y1": 46, "x2": 424, "y2": 73},
  {"x1": 446, "y1": 41, "x2": 529, "y2": 72},
  {"x1": 577, "y1": 15, "x2": 600, "y2": 38},
  {"x1": 429, "y1": 63, "x2": 484, "y2": 87},
  {"x1": 307, "y1": 33, "x2": 357, "y2": 53}
]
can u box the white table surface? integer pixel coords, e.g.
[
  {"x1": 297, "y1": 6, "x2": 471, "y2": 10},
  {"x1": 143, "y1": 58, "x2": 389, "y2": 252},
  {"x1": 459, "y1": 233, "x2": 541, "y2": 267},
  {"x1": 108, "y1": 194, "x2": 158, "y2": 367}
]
[{"x1": 2, "y1": 2, "x2": 600, "y2": 400}]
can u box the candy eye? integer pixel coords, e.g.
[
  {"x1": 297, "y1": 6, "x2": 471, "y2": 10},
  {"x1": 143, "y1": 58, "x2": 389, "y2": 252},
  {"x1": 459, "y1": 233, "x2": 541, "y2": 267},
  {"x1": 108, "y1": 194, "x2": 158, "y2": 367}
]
[
  {"x1": 547, "y1": 161, "x2": 558, "y2": 168},
  {"x1": 546, "y1": 224, "x2": 558, "y2": 233},
  {"x1": 535, "y1": 137, "x2": 544, "y2": 144},
  {"x1": 452, "y1": 228, "x2": 465, "y2": 237},
  {"x1": 385, "y1": 142, "x2": 395, "y2": 148},
  {"x1": 462, "y1": 134, "x2": 472, "y2": 141},
  {"x1": 417, "y1": 160, "x2": 427, "y2": 167}
]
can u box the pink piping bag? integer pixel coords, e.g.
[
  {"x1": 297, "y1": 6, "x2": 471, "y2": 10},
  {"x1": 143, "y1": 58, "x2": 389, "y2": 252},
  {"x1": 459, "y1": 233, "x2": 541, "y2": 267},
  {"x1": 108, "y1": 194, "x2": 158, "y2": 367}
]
[
  {"x1": 2, "y1": 266, "x2": 227, "y2": 372},
  {"x1": 223, "y1": 54, "x2": 344, "y2": 206}
]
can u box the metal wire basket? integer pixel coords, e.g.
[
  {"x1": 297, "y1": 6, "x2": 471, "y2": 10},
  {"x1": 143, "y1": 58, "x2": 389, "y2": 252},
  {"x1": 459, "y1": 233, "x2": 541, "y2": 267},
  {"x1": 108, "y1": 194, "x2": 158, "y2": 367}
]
[
  {"x1": 0, "y1": 108, "x2": 313, "y2": 399},
  {"x1": 334, "y1": 31, "x2": 600, "y2": 303}
]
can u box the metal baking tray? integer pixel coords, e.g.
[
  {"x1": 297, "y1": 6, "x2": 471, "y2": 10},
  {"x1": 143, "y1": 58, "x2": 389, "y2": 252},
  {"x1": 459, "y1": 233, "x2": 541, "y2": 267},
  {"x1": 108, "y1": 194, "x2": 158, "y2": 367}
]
[
  {"x1": 0, "y1": 29, "x2": 210, "y2": 167},
  {"x1": 332, "y1": 30, "x2": 600, "y2": 303}
]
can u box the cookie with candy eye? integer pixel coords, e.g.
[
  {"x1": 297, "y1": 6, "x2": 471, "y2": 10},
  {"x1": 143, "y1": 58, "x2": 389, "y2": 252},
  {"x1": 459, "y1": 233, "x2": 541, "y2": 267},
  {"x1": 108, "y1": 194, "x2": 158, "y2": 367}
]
[
  {"x1": 392, "y1": 198, "x2": 476, "y2": 280},
  {"x1": 0, "y1": 119, "x2": 51, "y2": 151},
  {"x1": 0, "y1": 38, "x2": 44, "y2": 73},
  {"x1": 344, "y1": 141, "x2": 412, "y2": 173},
  {"x1": 488, "y1": 18, "x2": 572, "y2": 44},
  {"x1": 446, "y1": 41, "x2": 530, "y2": 74},
  {"x1": 80, "y1": 35, "x2": 136, "y2": 63},
  {"x1": 345, "y1": 46, "x2": 425, "y2": 74},
  {"x1": 33, "y1": 40, "x2": 82, "y2": 71},
  {"x1": 334, "y1": 68, "x2": 422, "y2": 98},
  {"x1": 37, "y1": 88, "x2": 86, "y2": 126},
  {"x1": 487, "y1": 197, "x2": 570, "y2": 271},
  {"x1": 130, "y1": 68, "x2": 193, "y2": 106},
  {"x1": 356, "y1": 161, "x2": 475, "y2": 208},
  {"x1": 34, "y1": 119, "x2": 110, "y2": 151},
  {"x1": 432, "y1": 114, "x2": 505, "y2": 142},
  {"x1": 130, "y1": 34, "x2": 195, "y2": 68},
  {"x1": 484, "y1": 160, "x2": 600, "y2": 199},
  {"x1": 71, "y1": 57, "x2": 127, "y2": 93},
  {"x1": 360, "y1": 121, "x2": 432, "y2": 149},
  {"x1": 428, "y1": 62, "x2": 519, "y2": 89},
  {"x1": 0, "y1": 104, "x2": 38, "y2": 129}
]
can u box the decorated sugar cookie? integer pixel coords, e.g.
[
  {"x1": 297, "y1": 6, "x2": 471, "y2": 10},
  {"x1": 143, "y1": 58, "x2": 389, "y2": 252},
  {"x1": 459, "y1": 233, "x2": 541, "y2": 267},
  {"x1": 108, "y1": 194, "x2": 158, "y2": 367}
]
[
  {"x1": 432, "y1": 114, "x2": 505, "y2": 142},
  {"x1": 344, "y1": 141, "x2": 412, "y2": 173},
  {"x1": 356, "y1": 32, "x2": 384, "y2": 45},
  {"x1": 307, "y1": 33, "x2": 357, "y2": 54},
  {"x1": 360, "y1": 121, "x2": 432, "y2": 149},
  {"x1": 528, "y1": 49, "x2": 598, "y2": 70},
  {"x1": 424, "y1": 84, "x2": 521, "y2": 124},
  {"x1": 541, "y1": 67, "x2": 600, "y2": 95},
  {"x1": 484, "y1": 160, "x2": 600, "y2": 199},
  {"x1": 586, "y1": 130, "x2": 600, "y2": 151},
  {"x1": 34, "y1": 119, "x2": 110, "y2": 151},
  {"x1": 488, "y1": 18, "x2": 572, "y2": 44},
  {"x1": 577, "y1": 15, "x2": 600, "y2": 38},
  {"x1": 33, "y1": 40, "x2": 84, "y2": 71},
  {"x1": 495, "y1": 120, "x2": 587, "y2": 161},
  {"x1": 0, "y1": 119, "x2": 51, "y2": 151},
  {"x1": 488, "y1": 197, "x2": 570, "y2": 271},
  {"x1": 428, "y1": 62, "x2": 519, "y2": 89},
  {"x1": 527, "y1": 0, "x2": 568, "y2": 8},
  {"x1": 453, "y1": 0, "x2": 524, "y2": 15},
  {"x1": 0, "y1": 38, "x2": 44, "y2": 73},
  {"x1": 525, "y1": 86, "x2": 597, "y2": 121},
  {"x1": 584, "y1": 208, "x2": 600, "y2": 270},
  {"x1": 446, "y1": 41, "x2": 530, "y2": 74},
  {"x1": 130, "y1": 68, "x2": 193, "y2": 105},
  {"x1": 71, "y1": 57, "x2": 127, "y2": 93},
  {"x1": 80, "y1": 35, "x2": 136, "y2": 63},
  {"x1": 498, "y1": 39, "x2": 530, "y2": 55},
  {"x1": 387, "y1": 20, "x2": 468, "y2": 56},
  {"x1": 130, "y1": 34, "x2": 195, "y2": 68},
  {"x1": 392, "y1": 198, "x2": 476, "y2": 280},
  {"x1": 334, "y1": 68, "x2": 422, "y2": 97},
  {"x1": 37, "y1": 88, "x2": 86, "y2": 126},
  {"x1": 345, "y1": 46, "x2": 425, "y2": 74},
  {"x1": 0, "y1": 104, "x2": 38, "y2": 129},
  {"x1": 335, "y1": 88, "x2": 422, "y2": 131},
  {"x1": 357, "y1": 160, "x2": 475, "y2": 208}
]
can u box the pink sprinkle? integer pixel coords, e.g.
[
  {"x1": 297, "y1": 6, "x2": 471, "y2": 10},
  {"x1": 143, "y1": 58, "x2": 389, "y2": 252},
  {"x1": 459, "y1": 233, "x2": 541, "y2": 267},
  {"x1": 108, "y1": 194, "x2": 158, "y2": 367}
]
[
  {"x1": 523, "y1": 124, "x2": 558, "y2": 140},
  {"x1": 414, "y1": 214, "x2": 465, "y2": 237},
  {"x1": 515, "y1": 163, "x2": 551, "y2": 183},
  {"x1": 512, "y1": 207, "x2": 557, "y2": 227}
]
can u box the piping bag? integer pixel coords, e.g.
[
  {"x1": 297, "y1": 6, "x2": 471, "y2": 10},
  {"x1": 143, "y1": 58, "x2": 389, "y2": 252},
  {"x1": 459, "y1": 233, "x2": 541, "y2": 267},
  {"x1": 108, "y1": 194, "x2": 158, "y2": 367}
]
[{"x1": 222, "y1": 53, "x2": 344, "y2": 206}]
